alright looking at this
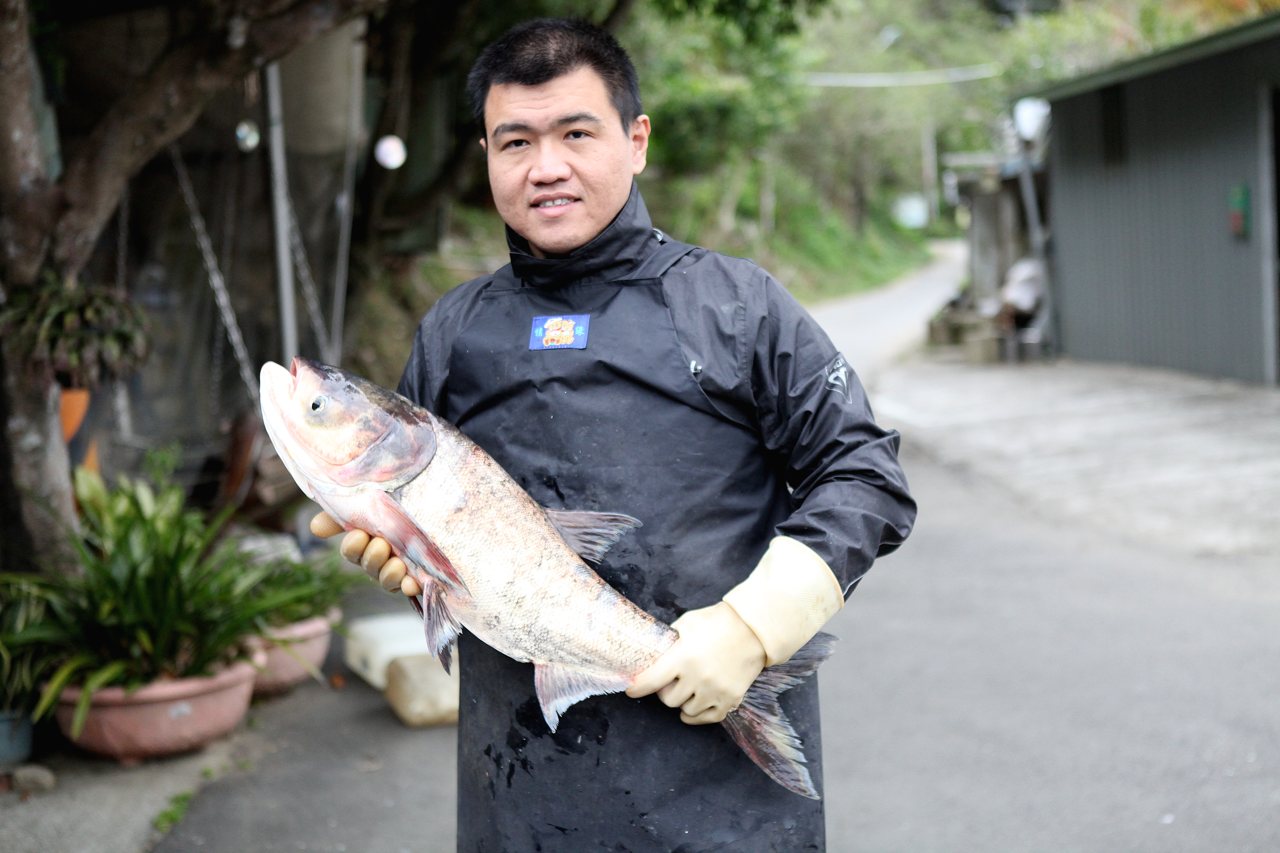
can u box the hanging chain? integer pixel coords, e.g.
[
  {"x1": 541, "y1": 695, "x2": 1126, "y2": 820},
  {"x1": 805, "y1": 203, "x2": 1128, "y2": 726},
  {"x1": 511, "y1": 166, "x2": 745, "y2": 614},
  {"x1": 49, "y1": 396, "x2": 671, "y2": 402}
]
[{"x1": 169, "y1": 144, "x2": 259, "y2": 402}]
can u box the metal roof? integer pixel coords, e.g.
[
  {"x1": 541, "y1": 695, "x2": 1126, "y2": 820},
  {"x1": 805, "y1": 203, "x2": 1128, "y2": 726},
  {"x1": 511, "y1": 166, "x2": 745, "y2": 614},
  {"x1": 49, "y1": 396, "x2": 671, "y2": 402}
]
[{"x1": 1031, "y1": 12, "x2": 1280, "y2": 102}]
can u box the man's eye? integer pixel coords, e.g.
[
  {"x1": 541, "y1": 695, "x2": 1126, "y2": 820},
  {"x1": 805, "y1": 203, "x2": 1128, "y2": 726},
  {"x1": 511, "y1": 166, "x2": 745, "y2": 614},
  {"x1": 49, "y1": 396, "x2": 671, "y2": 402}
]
[
  {"x1": 566, "y1": 130, "x2": 589, "y2": 140},
  {"x1": 503, "y1": 139, "x2": 529, "y2": 150}
]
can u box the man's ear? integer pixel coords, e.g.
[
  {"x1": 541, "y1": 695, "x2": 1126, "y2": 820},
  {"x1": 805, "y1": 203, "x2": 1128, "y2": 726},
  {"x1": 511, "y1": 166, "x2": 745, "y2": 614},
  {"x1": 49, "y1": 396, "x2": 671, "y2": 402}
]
[
  {"x1": 630, "y1": 115, "x2": 651, "y2": 175},
  {"x1": 479, "y1": 137, "x2": 487, "y2": 153}
]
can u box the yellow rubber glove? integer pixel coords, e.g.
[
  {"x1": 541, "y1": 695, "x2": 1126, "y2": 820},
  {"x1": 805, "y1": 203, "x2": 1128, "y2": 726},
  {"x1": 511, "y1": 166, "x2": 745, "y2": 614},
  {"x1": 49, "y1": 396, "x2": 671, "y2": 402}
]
[
  {"x1": 626, "y1": 536, "x2": 845, "y2": 725},
  {"x1": 722, "y1": 536, "x2": 845, "y2": 667},
  {"x1": 625, "y1": 601, "x2": 765, "y2": 725},
  {"x1": 309, "y1": 511, "x2": 421, "y2": 596}
]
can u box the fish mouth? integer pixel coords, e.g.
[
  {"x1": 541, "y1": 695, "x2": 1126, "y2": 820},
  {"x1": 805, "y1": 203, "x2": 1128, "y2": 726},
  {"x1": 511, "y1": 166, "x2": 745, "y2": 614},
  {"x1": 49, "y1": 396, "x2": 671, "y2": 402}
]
[
  {"x1": 259, "y1": 360, "x2": 294, "y2": 401},
  {"x1": 257, "y1": 360, "x2": 317, "y2": 500}
]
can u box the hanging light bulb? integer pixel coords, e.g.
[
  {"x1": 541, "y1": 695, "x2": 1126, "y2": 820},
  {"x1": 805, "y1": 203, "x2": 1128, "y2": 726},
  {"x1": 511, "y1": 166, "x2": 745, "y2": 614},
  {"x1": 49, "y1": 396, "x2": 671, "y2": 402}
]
[
  {"x1": 375, "y1": 134, "x2": 407, "y2": 170},
  {"x1": 235, "y1": 120, "x2": 261, "y2": 152}
]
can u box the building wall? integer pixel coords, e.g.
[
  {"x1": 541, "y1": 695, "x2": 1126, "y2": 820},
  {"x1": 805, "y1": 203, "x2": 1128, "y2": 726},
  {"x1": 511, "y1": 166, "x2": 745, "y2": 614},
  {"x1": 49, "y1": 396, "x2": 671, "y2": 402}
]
[{"x1": 1050, "y1": 42, "x2": 1280, "y2": 383}]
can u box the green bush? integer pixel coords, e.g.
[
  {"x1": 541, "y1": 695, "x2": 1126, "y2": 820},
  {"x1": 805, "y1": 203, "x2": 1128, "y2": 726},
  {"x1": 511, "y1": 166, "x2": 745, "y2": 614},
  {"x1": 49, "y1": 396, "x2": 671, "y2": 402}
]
[
  {"x1": 0, "y1": 578, "x2": 53, "y2": 713},
  {"x1": 0, "y1": 464, "x2": 316, "y2": 737},
  {"x1": 252, "y1": 552, "x2": 361, "y2": 629}
]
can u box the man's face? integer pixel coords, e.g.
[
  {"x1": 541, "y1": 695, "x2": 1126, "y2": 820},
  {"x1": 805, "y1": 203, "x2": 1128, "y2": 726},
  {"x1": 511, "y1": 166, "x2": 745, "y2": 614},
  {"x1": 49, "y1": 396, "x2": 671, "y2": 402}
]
[{"x1": 482, "y1": 66, "x2": 650, "y2": 257}]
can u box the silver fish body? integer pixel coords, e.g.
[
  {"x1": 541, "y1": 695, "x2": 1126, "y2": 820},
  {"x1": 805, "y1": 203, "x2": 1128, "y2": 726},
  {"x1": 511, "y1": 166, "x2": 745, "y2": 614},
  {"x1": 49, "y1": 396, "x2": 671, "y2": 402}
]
[
  {"x1": 395, "y1": 413, "x2": 676, "y2": 726},
  {"x1": 259, "y1": 357, "x2": 832, "y2": 799}
]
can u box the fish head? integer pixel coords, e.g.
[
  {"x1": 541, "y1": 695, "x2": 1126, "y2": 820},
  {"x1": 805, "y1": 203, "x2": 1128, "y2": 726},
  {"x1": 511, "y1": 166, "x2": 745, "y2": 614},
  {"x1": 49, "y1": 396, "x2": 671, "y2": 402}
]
[{"x1": 259, "y1": 358, "x2": 437, "y2": 495}]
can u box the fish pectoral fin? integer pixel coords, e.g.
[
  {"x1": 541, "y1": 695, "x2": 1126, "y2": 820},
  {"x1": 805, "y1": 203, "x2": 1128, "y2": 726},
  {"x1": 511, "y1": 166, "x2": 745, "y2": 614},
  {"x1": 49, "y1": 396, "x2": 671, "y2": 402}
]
[
  {"x1": 533, "y1": 663, "x2": 631, "y2": 733},
  {"x1": 544, "y1": 509, "x2": 643, "y2": 564},
  {"x1": 365, "y1": 490, "x2": 469, "y2": 595},
  {"x1": 419, "y1": 579, "x2": 462, "y2": 674}
]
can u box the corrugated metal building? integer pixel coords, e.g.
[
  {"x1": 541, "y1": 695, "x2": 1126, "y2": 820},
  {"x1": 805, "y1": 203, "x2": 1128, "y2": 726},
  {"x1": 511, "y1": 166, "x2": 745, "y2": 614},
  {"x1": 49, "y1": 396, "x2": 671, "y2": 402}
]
[{"x1": 1038, "y1": 15, "x2": 1280, "y2": 385}]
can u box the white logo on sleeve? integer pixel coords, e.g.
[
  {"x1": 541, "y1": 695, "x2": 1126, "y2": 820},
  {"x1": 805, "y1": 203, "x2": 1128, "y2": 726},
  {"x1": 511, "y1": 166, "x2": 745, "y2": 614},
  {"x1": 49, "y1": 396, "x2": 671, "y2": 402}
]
[{"x1": 823, "y1": 354, "x2": 853, "y2": 402}]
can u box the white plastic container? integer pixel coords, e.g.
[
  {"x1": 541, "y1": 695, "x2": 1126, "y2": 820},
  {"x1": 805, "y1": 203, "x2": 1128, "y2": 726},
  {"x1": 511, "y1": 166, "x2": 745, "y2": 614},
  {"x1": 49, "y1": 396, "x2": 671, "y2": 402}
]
[{"x1": 342, "y1": 612, "x2": 431, "y2": 690}]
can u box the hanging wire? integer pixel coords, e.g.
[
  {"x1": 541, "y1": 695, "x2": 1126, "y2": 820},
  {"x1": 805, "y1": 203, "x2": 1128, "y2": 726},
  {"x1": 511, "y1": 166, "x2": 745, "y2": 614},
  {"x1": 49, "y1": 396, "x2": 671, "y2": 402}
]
[
  {"x1": 329, "y1": 21, "x2": 365, "y2": 366},
  {"x1": 169, "y1": 143, "x2": 259, "y2": 402},
  {"x1": 211, "y1": 151, "x2": 242, "y2": 419},
  {"x1": 112, "y1": 184, "x2": 136, "y2": 439},
  {"x1": 286, "y1": 201, "x2": 332, "y2": 358},
  {"x1": 115, "y1": 185, "x2": 129, "y2": 296}
]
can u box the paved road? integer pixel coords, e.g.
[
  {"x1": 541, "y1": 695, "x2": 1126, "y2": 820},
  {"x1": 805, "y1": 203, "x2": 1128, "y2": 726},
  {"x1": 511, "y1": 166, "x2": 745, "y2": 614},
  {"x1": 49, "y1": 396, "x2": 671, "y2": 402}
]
[
  {"x1": 821, "y1": 445, "x2": 1280, "y2": 852},
  {"x1": 810, "y1": 240, "x2": 964, "y2": 389}
]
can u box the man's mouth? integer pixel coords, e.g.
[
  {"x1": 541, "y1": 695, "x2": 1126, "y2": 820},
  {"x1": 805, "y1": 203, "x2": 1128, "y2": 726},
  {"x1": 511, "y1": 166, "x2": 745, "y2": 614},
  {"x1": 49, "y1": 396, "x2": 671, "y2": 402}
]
[{"x1": 533, "y1": 197, "x2": 576, "y2": 209}]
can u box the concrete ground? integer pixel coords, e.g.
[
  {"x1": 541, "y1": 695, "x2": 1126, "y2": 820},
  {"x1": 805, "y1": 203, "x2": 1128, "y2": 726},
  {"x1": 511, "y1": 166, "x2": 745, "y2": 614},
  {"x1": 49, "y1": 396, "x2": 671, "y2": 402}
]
[{"x1": 4, "y1": 241, "x2": 1278, "y2": 852}]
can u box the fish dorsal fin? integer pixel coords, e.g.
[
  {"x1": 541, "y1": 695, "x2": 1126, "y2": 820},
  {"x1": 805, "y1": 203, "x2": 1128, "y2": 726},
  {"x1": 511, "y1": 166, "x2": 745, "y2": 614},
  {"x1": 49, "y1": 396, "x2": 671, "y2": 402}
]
[
  {"x1": 533, "y1": 663, "x2": 631, "y2": 732},
  {"x1": 418, "y1": 579, "x2": 462, "y2": 673},
  {"x1": 544, "y1": 509, "x2": 642, "y2": 564}
]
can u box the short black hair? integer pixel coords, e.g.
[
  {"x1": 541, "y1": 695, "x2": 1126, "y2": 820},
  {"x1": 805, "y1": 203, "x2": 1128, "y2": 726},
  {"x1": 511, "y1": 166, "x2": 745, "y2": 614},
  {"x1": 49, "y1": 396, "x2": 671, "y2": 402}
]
[{"x1": 467, "y1": 18, "x2": 643, "y2": 132}]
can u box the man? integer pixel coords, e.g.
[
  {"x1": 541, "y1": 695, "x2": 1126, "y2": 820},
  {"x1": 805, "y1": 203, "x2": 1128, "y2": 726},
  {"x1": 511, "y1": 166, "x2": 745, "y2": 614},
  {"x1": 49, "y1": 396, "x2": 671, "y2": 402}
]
[{"x1": 313, "y1": 17, "x2": 915, "y2": 850}]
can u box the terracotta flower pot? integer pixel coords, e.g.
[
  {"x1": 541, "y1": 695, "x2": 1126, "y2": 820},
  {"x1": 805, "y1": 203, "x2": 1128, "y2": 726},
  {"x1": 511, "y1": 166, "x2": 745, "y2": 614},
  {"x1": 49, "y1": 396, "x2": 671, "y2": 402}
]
[
  {"x1": 59, "y1": 387, "x2": 91, "y2": 442},
  {"x1": 249, "y1": 609, "x2": 340, "y2": 697},
  {"x1": 54, "y1": 653, "x2": 263, "y2": 765}
]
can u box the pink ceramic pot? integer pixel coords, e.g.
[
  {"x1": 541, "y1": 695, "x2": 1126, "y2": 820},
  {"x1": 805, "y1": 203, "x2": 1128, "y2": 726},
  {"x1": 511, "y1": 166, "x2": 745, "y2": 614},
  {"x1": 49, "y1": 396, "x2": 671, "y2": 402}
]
[
  {"x1": 250, "y1": 609, "x2": 339, "y2": 697},
  {"x1": 55, "y1": 653, "x2": 262, "y2": 764}
]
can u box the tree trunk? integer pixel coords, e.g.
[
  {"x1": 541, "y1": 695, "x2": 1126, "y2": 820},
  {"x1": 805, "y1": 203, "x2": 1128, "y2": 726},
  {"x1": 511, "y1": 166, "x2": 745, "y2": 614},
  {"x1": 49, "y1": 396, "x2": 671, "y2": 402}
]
[
  {"x1": 0, "y1": 0, "x2": 388, "y2": 577},
  {"x1": 715, "y1": 158, "x2": 749, "y2": 240},
  {"x1": 758, "y1": 152, "x2": 776, "y2": 237},
  {"x1": 0, "y1": 0, "x2": 56, "y2": 291},
  {"x1": 0, "y1": 342, "x2": 77, "y2": 574},
  {"x1": 0, "y1": 0, "x2": 76, "y2": 574}
]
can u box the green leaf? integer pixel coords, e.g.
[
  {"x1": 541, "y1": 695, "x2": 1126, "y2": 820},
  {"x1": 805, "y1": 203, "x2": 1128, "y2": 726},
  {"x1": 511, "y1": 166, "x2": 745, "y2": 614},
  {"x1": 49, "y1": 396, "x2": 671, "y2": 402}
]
[
  {"x1": 69, "y1": 660, "x2": 129, "y2": 738},
  {"x1": 33, "y1": 654, "x2": 91, "y2": 720}
]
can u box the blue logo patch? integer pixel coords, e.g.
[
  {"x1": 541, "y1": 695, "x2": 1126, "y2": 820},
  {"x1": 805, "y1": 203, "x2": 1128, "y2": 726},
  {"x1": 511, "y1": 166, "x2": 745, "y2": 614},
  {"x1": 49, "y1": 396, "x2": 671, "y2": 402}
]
[{"x1": 529, "y1": 314, "x2": 590, "y2": 350}]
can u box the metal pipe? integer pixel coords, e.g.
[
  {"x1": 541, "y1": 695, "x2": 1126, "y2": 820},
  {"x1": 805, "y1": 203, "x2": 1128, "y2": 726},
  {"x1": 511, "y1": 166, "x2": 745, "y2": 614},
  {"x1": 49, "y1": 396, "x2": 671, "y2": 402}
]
[{"x1": 265, "y1": 62, "x2": 299, "y2": 364}]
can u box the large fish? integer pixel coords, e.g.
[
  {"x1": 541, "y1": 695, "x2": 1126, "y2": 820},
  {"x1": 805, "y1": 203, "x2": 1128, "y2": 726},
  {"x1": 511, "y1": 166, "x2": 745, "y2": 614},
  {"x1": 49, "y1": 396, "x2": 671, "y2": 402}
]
[{"x1": 259, "y1": 357, "x2": 834, "y2": 799}]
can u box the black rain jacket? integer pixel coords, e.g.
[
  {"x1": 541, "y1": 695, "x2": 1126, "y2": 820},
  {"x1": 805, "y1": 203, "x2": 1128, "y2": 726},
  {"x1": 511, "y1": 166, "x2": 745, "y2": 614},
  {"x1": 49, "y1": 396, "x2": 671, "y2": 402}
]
[{"x1": 399, "y1": 184, "x2": 916, "y2": 852}]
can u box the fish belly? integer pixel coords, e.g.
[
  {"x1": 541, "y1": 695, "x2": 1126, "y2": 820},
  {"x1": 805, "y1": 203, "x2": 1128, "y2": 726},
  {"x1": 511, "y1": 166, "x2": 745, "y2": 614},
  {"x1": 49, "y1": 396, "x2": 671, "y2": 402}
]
[{"x1": 395, "y1": 426, "x2": 673, "y2": 681}]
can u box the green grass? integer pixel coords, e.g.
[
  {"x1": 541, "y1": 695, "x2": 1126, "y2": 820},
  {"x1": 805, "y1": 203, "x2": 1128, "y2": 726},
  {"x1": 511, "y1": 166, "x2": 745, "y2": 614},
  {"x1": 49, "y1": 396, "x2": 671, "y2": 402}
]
[
  {"x1": 640, "y1": 162, "x2": 931, "y2": 306},
  {"x1": 152, "y1": 791, "x2": 193, "y2": 833},
  {"x1": 768, "y1": 205, "x2": 931, "y2": 306}
]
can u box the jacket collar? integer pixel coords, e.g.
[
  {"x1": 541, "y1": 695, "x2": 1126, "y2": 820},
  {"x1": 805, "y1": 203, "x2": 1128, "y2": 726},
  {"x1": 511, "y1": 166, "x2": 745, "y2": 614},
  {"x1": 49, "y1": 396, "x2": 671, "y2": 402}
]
[{"x1": 506, "y1": 184, "x2": 656, "y2": 288}]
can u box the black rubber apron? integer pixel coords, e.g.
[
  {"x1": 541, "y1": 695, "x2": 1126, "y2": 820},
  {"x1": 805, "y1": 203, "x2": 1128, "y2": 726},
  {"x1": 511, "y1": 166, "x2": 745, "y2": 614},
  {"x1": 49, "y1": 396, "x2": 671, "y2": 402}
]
[{"x1": 439, "y1": 238, "x2": 827, "y2": 852}]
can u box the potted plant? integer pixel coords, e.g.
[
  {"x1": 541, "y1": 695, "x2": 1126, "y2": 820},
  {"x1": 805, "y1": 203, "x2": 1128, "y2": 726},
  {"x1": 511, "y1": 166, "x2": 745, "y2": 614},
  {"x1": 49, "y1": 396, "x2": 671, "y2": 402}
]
[
  {"x1": 0, "y1": 271, "x2": 149, "y2": 391},
  {"x1": 245, "y1": 551, "x2": 361, "y2": 697},
  {"x1": 0, "y1": 271, "x2": 149, "y2": 447},
  {"x1": 0, "y1": 579, "x2": 53, "y2": 768},
  {"x1": 0, "y1": 459, "x2": 313, "y2": 764}
]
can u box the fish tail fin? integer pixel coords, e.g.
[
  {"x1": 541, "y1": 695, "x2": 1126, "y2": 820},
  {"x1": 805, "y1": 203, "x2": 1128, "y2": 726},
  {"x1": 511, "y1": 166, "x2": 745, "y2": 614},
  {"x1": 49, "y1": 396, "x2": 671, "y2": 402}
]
[{"x1": 720, "y1": 631, "x2": 837, "y2": 801}]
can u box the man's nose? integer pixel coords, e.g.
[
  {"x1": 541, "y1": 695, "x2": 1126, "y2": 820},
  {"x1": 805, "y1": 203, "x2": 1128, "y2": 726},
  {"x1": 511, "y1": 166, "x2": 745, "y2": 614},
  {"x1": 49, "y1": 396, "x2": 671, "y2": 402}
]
[{"x1": 529, "y1": 142, "x2": 572, "y2": 184}]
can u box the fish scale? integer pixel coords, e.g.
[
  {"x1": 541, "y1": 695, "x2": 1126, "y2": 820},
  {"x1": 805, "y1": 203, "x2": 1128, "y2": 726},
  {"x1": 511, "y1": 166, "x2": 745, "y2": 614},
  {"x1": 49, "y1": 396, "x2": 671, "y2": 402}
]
[{"x1": 395, "y1": 419, "x2": 673, "y2": 674}]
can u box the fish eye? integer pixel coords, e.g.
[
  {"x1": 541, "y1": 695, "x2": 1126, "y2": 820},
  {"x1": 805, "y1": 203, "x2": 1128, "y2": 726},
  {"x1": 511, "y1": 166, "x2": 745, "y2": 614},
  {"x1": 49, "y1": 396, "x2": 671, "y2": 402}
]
[{"x1": 310, "y1": 395, "x2": 328, "y2": 413}]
